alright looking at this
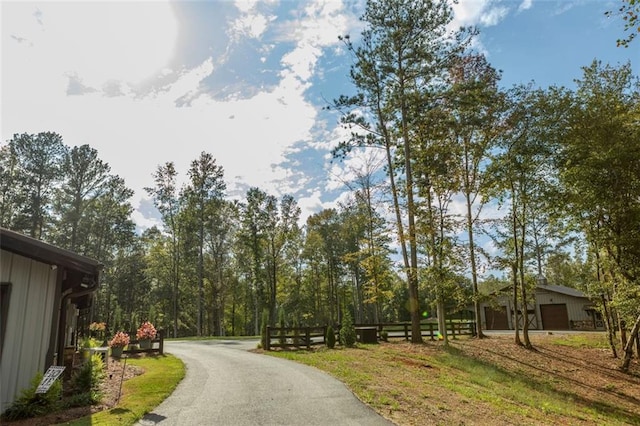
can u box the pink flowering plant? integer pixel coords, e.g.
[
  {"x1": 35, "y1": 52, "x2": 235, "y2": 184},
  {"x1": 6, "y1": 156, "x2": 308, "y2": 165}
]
[
  {"x1": 109, "y1": 331, "x2": 130, "y2": 348},
  {"x1": 136, "y1": 321, "x2": 157, "y2": 340}
]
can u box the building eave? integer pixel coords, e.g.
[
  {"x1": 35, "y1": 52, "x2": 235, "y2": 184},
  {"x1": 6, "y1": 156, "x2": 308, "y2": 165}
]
[{"x1": 0, "y1": 227, "x2": 102, "y2": 278}]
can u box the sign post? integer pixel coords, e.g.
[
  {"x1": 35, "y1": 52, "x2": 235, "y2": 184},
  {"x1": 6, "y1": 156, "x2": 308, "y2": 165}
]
[{"x1": 36, "y1": 366, "x2": 66, "y2": 394}]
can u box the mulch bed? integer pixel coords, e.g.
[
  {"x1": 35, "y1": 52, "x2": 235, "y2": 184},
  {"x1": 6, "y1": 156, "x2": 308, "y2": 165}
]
[{"x1": 2, "y1": 355, "x2": 145, "y2": 426}]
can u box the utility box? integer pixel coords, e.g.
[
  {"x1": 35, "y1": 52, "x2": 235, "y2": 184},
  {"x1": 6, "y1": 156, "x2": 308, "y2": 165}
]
[{"x1": 355, "y1": 327, "x2": 378, "y2": 344}]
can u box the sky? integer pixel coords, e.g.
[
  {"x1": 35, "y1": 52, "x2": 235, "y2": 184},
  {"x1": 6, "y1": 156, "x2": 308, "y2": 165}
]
[{"x1": 2, "y1": 0, "x2": 638, "y2": 233}]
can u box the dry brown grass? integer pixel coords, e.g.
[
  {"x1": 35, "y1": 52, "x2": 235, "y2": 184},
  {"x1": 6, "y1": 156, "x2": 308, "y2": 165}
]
[{"x1": 271, "y1": 333, "x2": 640, "y2": 425}]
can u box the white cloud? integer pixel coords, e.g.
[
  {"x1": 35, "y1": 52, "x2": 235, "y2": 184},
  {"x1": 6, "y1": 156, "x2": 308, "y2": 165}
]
[
  {"x1": 448, "y1": 0, "x2": 511, "y2": 57},
  {"x1": 297, "y1": 189, "x2": 325, "y2": 219},
  {"x1": 275, "y1": 0, "x2": 350, "y2": 84},
  {"x1": 552, "y1": 1, "x2": 577, "y2": 16},
  {"x1": 230, "y1": 0, "x2": 276, "y2": 40},
  {"x1": 3, "y1": 2, "x2": 177, "y2": 88},
  {"x1": 233, "y1": 0, "x2": 261, "y2": 14},
  {"x1": 2, "y1": 0, "x2": 360, "y2": 228},
  {"x1": 451, "y1": 0, "x2": 510, "y2": 28},
  {"x1": 131, "y1": 208, "x2": 162, "y2": 231},
  {"x1": 479, "y1": 6, "x2": 509, "y2": 26},
  {"x1": 518, "y1": 0, "x2": 533, "y2": 12}
]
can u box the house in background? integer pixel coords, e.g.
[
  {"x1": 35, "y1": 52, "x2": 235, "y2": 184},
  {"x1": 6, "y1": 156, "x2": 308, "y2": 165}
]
[
  {"x1": 480, "y1": 283, "x2": 604, "y2": 331},
  {"x1": 0, "y1": 227, "x2": 101, "y2": 413}
]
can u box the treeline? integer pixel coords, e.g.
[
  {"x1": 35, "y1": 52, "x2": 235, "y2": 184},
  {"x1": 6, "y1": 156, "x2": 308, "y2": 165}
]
[
  {"x1": 0, "y1": 138, "x2": 409, "y2": 337},
  {"x1": 1, "y1": 0, "x2": 638, "y2": 366},
  {"x1": 332, "y1": 0, "x2": 640, "y2": 361},
  {"x1": 326, "y1": 0, "x2": 639, "y2": 367}
]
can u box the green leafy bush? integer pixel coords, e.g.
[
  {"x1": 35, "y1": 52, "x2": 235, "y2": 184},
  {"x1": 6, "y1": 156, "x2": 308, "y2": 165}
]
[
  {"x1": 326, "y1": 325, "x2": 336, "y2": 349},
  {"x1": 2, "y1": 371, "x2": 62, "y2": 420},
  {"x1": 80, "y1": 337, "x2": 101, "y2": 349},
  {"x1": 63, "y1": 391, "x2": 96, "y2": 408},
  {"x1": 380, "y1": 330, "x2": 389, "y2": 342},
  {"x1": 69, "y1": 354, "x2": 105, "y2": 404},
  {"x1": 339, "y1": 310, "x2": 356, "y2": 347}
]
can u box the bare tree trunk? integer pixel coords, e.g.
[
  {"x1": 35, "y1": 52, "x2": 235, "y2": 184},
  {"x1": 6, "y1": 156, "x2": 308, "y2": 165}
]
[
  {"x1": 173, "y1": 234, "x2": 179, "y2": 339},
  {"x1": 437, "y1": 300, "x2": 447, "y2": 344},
  {"x1": 620, "y1": 313, "x2": 640, "y2": 372},
  {"x1": 519, "y1": 214, "x2": 532, "y2": 349},
  {"x1": 512, "y1": 267, "x2": 521, "y2": 346},
  {"x1": 601, "y1": 294, "x2": 618, "y2": 358},
  {"x1": 462, "y1": 140, "x2": 484, "y2": 339},
  {"x1": 466, "y1": 192, "x2": 483, "y2": 338},
  {"x1": 592, "y1": 240, "x2": 617, "y2": 358},
  {"x1": 520, "y1": 273, "x2": 531, "y2": 348},
  {"x1": 511, "y1": 202, "x2": 522, "y2": 346},
  {"x1": 197, "y1": 219, "x2": 204, "y2": 336}
]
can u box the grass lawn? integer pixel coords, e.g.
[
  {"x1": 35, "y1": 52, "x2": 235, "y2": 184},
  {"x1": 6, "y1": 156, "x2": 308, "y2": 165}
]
[
  {"x1": 41, "y1": 332, "x2": 637, "y2": 426},
  {"x1": 267, "y1": 333, "x2": 640, "y2": 426},
  {"x1": 63, "y1": 354, "x2": 185, "y2": 426}
]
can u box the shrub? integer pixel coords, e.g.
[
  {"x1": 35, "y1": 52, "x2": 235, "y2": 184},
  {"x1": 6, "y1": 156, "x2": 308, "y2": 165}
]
[
  {"x1": 2, "y1": 372, "x2": 62, "y2": 420},
  {"x1": 63, "y1": 392, "x2": 96, "y2": 409},
  {"x1": 326, "y1": 325, "x2": 336, "y2": 349},
  {"x1": 380, "y1": 330, "x2": 389, "y2": 342},
  {"x1": 339, "y1": 310, "x2": 356, "y2": 347},
  {"x1": 69, "y1": 354, "x2": 105, "y2": 404},
  {"x1": 80, "y1": 337, "x2": 101, "y2": 349}
]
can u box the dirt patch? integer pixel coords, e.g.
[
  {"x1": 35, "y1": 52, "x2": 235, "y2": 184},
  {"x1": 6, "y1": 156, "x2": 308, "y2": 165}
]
[
  {"x1": 3, "y1": 355, "x2": 144, "y2": 426},
  {"x1": 383, "y1": 333, "x2": 640, "y2": 426}
]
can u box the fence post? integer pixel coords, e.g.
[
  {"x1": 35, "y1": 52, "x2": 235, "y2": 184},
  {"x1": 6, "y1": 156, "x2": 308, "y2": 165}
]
[
  {"x1": 266, "y1": 326, "x2": 271, "y2": 351},
  {"x1": 306, "y1": 327, "x2": 311, "y2": 350},
  {"x1": 404, "y1": 323, "x2": 409, "y2": 341},
  {"x1": 450, "y1": 318, "x2": 456, "y2": 339},
  {"x1": 159, "y1": 329, "x2": 164, "y2": 355}
]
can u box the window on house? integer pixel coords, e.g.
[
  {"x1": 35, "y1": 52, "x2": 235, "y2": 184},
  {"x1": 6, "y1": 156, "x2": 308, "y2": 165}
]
[{"x1": 1, "y1": 282, "x2": 11, "y2": 358}]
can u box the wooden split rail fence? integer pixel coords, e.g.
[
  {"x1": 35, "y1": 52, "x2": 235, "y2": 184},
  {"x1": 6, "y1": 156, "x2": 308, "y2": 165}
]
[
  {"x1": 264, "y1": 321, "x2": 476, "y2": 350},
  {"x1": 356, "y1": 320, "x2": 477, "y2": 341},
  {"x1": 265, "y1": 326, "x2": 329, "y2": 350}
]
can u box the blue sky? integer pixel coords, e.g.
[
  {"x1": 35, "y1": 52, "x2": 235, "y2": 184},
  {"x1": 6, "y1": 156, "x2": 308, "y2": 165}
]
[{"x1": 2, "y1": 0, "x2": 638, "y2": 232}]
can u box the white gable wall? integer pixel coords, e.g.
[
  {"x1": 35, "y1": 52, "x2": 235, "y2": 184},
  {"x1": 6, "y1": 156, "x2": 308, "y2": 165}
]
[{"x1": 1, "y1": 249, "x2": 57, "y2": 413}]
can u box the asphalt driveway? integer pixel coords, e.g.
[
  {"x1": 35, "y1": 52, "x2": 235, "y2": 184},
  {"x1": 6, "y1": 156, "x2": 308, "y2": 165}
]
[{"x1": 136, "y1": 339, "x2": 394, "y2": 426}]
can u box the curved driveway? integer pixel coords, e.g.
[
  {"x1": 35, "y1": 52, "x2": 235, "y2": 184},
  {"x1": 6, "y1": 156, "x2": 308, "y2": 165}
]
[{"x1": 137, "y1": 339, "x2": 393, "y2": 426}]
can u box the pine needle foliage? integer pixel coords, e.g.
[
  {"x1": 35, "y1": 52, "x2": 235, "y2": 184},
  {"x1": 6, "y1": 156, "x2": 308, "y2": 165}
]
[{"x1": 340, "y1": 310, "x2": 357, "y2": 347}]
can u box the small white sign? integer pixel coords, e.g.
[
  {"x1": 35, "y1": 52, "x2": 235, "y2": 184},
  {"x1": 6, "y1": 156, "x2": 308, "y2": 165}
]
[{"x1": 36, "y1": 366, "x2": 66, "y2": 394}]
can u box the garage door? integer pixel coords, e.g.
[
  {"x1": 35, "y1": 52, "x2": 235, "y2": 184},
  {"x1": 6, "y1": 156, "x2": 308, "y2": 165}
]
[
  {"x1": 485, "y1": 306, "x2": 509, "y2": 330},
  {"x1": 540, "y1": 304, "x2": 569, "y2": 330}
]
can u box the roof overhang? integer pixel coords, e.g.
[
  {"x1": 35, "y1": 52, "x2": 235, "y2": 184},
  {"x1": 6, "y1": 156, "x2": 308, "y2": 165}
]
[{"x1": 0, "y1": 227, "x2": 102, "y2": 280}]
